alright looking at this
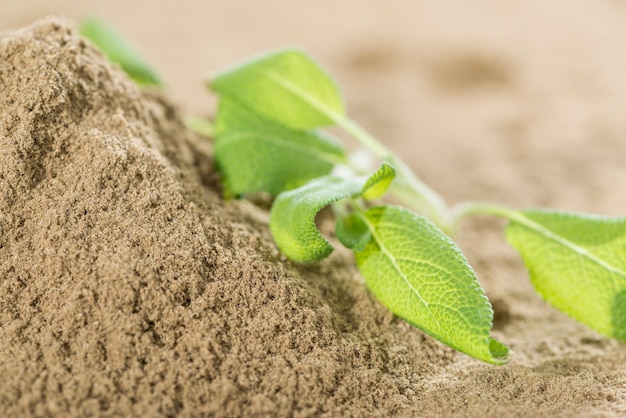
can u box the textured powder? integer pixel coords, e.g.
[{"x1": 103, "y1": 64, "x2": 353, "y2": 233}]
[
  {"x1": 0, "y1": 18, "x2": 451, "y2": 417},
  {"x1": 2, "y1": 17, "x2": 625, "y2": 418}
]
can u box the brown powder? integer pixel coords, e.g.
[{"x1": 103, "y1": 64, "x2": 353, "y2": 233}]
[
  {"x1": 0, "y1": 17, "x2": 450, "y2": 417},
  {"x1": 1, "y1": 17, "x2": 625, "y2": 418}
]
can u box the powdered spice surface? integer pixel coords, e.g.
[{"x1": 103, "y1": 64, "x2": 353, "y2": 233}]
[
  {"x1": 0, "y1": 18, "x2": 450, "y2": 417},
  {"x1": 1, "y1": 17, "x2": 625, "y2": 418}
]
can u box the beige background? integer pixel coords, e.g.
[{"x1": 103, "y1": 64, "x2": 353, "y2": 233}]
[
  {"x1": 5, "y1": 0, "x2": 626, "y2": 213},
  {"x1": 3, "y1": 1, "x2": 626, "y2": 416}
]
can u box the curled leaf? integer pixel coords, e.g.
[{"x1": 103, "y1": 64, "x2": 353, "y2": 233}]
[
  {"x1": 270, "y1": 164, "x2": 396, "y2": 262},
  {"x1": 361, "y1": 162, "x2": 396, "y2": 200},
  {"x1": 270, "y1": 176, "x2": 360, "y2": 262}
]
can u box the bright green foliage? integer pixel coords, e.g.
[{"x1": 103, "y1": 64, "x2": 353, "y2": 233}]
[
  {"x1": 270, "y1": 164, "x2": 396, "y2": 262},
  {"x1": 214, "y1": 98, "x2": 345, "y2": 196},
  {"x1": 504, "y1": 209, "x2": 626, "y2": 340},
  {"x1": 63, "y1": 23, "x2": 626, "y2": 364},
  {"x1": 209, "y1": 46, "x2": 625, "y2": 364},
  {"x1": 79, "y1": 17, "x2": 162, "y2": 87},
  {"x1": 361, "y1": 162, "x2": 397, "y2": 200},
  {"x1": 211, "y1": 48, "x2": 344, "y2": 130},
  {"x1": 355, "y1": 206, "x2": 509, "y2": 364},
  {"x1": 336, "y1": 213, "x2": 371, "y2": 251},
  {"x1": 270, "y1": 176, "x2": 361, "y2": 262}
]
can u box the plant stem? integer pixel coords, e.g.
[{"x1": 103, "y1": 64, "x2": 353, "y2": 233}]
[
  {"x1": 337, "y1": 117, "x2": 390, "y2": 160},
  {"x1": 448, "y1": 201, "x2": 519, "y2": 233},
  {"x1": 337, "y1": 116, "x2": 450, "y2": 230},
  {"x1": 387, "y1": 155, "x2": 450, "y2": 232},
  {"x1": 185, "y1": 115, "x2": 215, "y2": 138}
]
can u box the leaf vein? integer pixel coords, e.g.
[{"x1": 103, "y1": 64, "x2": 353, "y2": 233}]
[
  {"x1": 265, "y1": 71, "x2": 342, "y2": 124},
  {"x1": 219, "y1": 131, "x2": 344, "y2": 166},
  {"x1": 359, "y1": 214, "x2": 442, "y2": 329},
  {"x1": 511, "y1": 212, "x2": 626, "y2": 283}
]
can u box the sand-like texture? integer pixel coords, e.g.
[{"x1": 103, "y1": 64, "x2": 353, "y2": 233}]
[{"x1": 1, "y1": 2, "x2": 626, "y2": 417}]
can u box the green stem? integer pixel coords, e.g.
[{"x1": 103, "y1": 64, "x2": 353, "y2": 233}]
[
  {"x1": 185, "y1": 115, "x2": 215, "y2": 138},
  {"x1": 337, "y1": 116, "x2": 449, "y2": 230},
  {"x1": 337, "y1": 117, "x2": 390, "y2": 160},
  {"x1": 449, "y1": 201, "x2": 519, "y2": 233}
]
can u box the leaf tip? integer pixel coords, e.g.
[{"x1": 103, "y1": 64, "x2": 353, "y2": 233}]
[{"x1": 487, "y1": 337, "x2": 511, "y2": 365}]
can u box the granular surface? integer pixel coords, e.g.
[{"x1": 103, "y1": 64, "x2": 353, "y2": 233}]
[{"x1": 1, "y1": 17, "x2": 625, "y2": 418}]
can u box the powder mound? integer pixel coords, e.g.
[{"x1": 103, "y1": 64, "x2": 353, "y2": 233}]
[{"x1": 0, "y1": 17, "x2": 451, "y2": 417}]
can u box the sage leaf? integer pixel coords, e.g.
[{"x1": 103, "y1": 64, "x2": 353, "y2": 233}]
[
  {"x1": 335, "y1": 162, "x2": 396, "y2": 250},
  {"x1": 79, "y1": 17, "x2": 162, "y2": 87},
  {"x1": 355, "y1": 206, "x2": 509, "y2": 364},
  {"x1": 270, "y1": 163, "x2": 396, "y2": 262},
  {"x1": 336, "y1": 213, "x2": 371, "y2": 251},
  {"x1": 215, "y1": 98, "x2": 345, "y2": 196},
  {"x1": 211, "y1": 48, "x2": 344, "y2": 130},
  {"x1": 504, "y1": 209, "x2": 626, "y2": 340},
  {"x1": 361, "y1": 161, "x2": 396, "y2": 200}
]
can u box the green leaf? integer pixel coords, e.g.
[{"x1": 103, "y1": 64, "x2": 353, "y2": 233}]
[
  {"x1": 355, "y1": 206, "x2": 509, "y2": 364},
  {"x1": 79, "y1": 17, "x2": 162, "y2": 87},
  {"x1": 211, "y1": 48, "x2": 344, "y2": 130},
  {"x1": 271, "y1": 176, "x2": 361, "y2": 262},
  {"x1": 215, "y1": 98, "x2": 345, "y2": 196},
  {"x1": 503, "y1": 209, "x2": 626, "y2": 340},
  {"x1": 336, "y1": 213, "x2": 371, "y2": 251},
  {"x1": 270, "y1": 164, "x2": 396, "y2": 262},
  {"x1": 361, "y1": 162, "x2": 396, "y2": 200}
]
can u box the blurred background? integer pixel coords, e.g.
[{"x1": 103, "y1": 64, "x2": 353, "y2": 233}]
[{"x1": 3, "y1": 0, "x2": 626, "y2": 213}]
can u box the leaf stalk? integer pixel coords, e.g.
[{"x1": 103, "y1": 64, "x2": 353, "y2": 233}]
[{"x1": 336, "y1": 116, "x2": 450, "y2": 231}]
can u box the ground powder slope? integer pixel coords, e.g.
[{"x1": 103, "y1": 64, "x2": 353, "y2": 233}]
[
  {"x1": 1, "y1": 17, "x2": 625, "y2": 418},
  {"x1": 0, "y1": 18, "x2": 452, "y2": 417}
]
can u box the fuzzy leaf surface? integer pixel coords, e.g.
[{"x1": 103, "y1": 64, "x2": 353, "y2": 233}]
[
  {"x1": 355, "y1": 206, "x2": 509, "y2": 364},
  {"x1": 270, "y1": 164, "x2": 396, "y2": 262},
  {"x1": 361, "y1": 162, "x2": 396, "y2": 200},
  {"x1": 211, "y1": 48, "x2": 344, "y2": 130},
  {"x1": 79, "y1": 17, "x2": 162, "y2": 87},
  {"x1": 504, "y1": 209, "x2": 626, "y2": 340},
  {"x1": 336, "y1": 213, "x2": 371, "y2": 251},
  {"x1": 214, "y1": 99, "x2": 345, "y2": 196}
]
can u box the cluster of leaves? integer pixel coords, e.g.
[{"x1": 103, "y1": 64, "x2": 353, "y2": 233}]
[
  {"x1": 209, "y1": 49, "x2": 626, "y2": 364},
  {"x1": 81, "y1": 19, "x2": 626, "y2": 364}
]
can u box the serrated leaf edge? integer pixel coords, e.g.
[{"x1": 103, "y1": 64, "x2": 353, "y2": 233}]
[{"x1": 357, "y1": 206, "x2": 509, "y2": 364}]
